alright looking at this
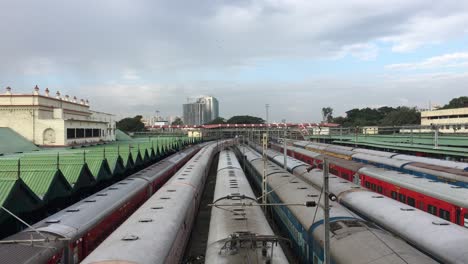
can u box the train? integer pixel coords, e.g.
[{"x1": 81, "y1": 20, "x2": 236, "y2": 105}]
[
  {"x1": 205, "y1": 150, "x2": 289, "y2": 263},
  {"x1": 292, "y1": 140, "x2": 468, "y2": 186},
  {"x1": 81, "y1": 140, "x2": 232, "y2": 264},
  {"x1": 272, "y1": 142, "x2": 468, "y2": 227},
  {"x1": 0, "y1": 144, "x2": 202, "y2": 264},
  {"x1": 256, "y1": 145, "x2": 468, "y2": 263},
  {"x1": 237, "y1": 145, "x2": 436, "y2": 264}
]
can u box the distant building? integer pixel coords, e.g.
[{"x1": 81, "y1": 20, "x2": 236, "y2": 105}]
[
  {"x1": 421, "y1": 107, "x2": 468, "y2": 132},
  {"x1": 0, "y1": 86, "x2": 116, "y2": 146},
  {"x1": 183, "y1": 96, "x2": 219, "y2": 125}
]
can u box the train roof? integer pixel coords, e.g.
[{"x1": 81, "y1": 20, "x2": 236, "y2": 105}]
[
  {"x1": 82, "y1": 143, "x2": 219, "y2": 264},
  {"x1": 358, "y1": 167, "x2": 468, "y2": 208},
  {"x1": 352, "y1": 153, "x2": 412, "y2": 168},
  {"x1": 340, "y1": 191, "x2": 468, "y2": 263},
  {"x1": 32, "y1": 177, "x2": 147, "y2": 239},
  {"x1": 206, "y1": 150, "x2": 288, "y2": 263},
  {"x1": 352, "y1": 148, "x2": 398, "y2": 158},
  {"x1": 244, "y1": 146, "x2": 435, "y2": 264},
  {"x1": 392, "y1": 154, "x2": 468, "y2": 171},
  {"x1": 406, "y1": 162, "x2": 468, "y2": 178}
]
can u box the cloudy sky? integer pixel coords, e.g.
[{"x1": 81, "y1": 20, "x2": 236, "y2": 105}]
[{"x1": 1, "y1": 0, "x2": 468, "y2": 122}]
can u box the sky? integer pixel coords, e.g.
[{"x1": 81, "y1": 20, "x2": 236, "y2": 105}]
[{"x1": 1, "y1": 0, "x2": 468, "y2": 122}]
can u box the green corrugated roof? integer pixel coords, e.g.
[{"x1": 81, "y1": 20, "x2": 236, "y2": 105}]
[
  {"x1": 20, "y1": 169, "x2": 71, "y2": 200},
  {"x1": 0, "y1": 128, "x2": 39, "y2": 155},
  {"x1": 0, "y1": 180, "x2": 16, "y2": 206}
]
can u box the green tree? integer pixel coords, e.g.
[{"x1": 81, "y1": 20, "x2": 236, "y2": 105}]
[
  {"x1": 441, "y1": 96, "x2": 468, "y2": 109},
  {"x1": 171, "y1": 117, "x2": 184, "y2": 125},
  {"x1": 322, "y1": 107, "x2": 333, "y2": 123},
  {"x1": 116, "y1": 115, "x2": 145, "y2": 132},
  {"x1": 205, "y1": 117, "x2": 226, "y2": 124},
  {"x1": 227, "y1": 115, "x2": 265, "y2": 124},
  {"x1": 380, "y1": 107, "x2": 420, "y2": 126}
]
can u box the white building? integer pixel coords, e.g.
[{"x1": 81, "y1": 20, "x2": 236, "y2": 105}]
[
  {"x1": 0, "y1": 86, "x2": 116, "y2": 146},
  {"x1": 421, "y1": 107, "x2": 468, "y2": 133},
  {"x1": 183, "y1": 96, "x2": 219, "y2": 125}
]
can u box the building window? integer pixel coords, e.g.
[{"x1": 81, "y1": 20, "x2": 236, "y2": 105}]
[
  {"x1": 92, "y1": 129, "x2": 100, "y2": 137},
  {"x1": 391, "y1": 191, "x2": 397, "y2": 200},
  {"x1": 407, "y1": 197, "x2": 415, "y2": 207},
  {"x1": 428, "y1": 205, "x2": 437, "y2": 215},
  {"x1": 67, "y1": 128, "x2": 76, "y2": 139},
  {"x1": 439, "y1": 209, "x2": 450, "y2": 221},
  {"x1": 85, "y1": 128, "x2": 93, "y2": 137},
  {"x1": 76, "y1": 128, "x2": 85, "y2": 138}
]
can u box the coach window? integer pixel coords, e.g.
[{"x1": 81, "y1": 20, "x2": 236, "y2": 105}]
[
  {"x1": 428, "y1": 205, "x2": 438, "y2": 216},
  {"x1": 365, "y1": 182, "x2": 370, "y2": 189},
  {"x1": 342, "y1": 172, "x2": 350, "y2": 180},
  {"x1": 377, "y1": 186, "x2": 383, "y2": 194},
  {"x1": 439, "y1": 209, "x2": 450, "y2": 221},
  {"x1": 407, "y1": 197, "x2": 415, "y2": 207},
  {"x1": 399, "y1": 194, "x2": 406, "y2": 203},
  {"x1": 391, "y1": 191, "x2": 397, "y2": 200}
]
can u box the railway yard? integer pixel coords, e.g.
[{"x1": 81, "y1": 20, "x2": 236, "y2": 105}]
[{"x1": 1, "y1": 137, "x2": 468, "y2": 264}]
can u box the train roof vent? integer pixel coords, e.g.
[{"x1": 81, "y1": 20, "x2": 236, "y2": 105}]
[
  {"x1": 118, "y1": 182, "x2": 128, "y2": 185},
  {"x1": 139, "y1": 218, "x2": 153, "y2": 223},
  {"x1": 429, "y1": 180, "x2": 438, "y2": 183},
  {"x1": 432, "y1": 221, "x2": 450, "y2": 226},
  {"x1": 178, "y1": 177, "x2": 186, "y2": 180},
  {"x1": 340, "y1": 181, "x2": 348, "y2": 183},
  {"x1": 84, "y1": 199, "x2": 96, "y2": 203},
  {"x1": 160, "y1": 197, "x2": 171, "y2": 200},
  {"x1": 307, "y1": 194, "x2": 319, "y2": 197},
  {"x1": 281, "y1": 175, "x2": 290, "y2": 177},
  {"x1": 233, "y1": 208, "x2": 245, "y2": 212},
  {"x1": 291, "y1": 181, "x2": 299, "y2": 183},
  {"x1": 109, "y1": 187, "x2": 118, "y2": 190},
  {"x1": 167, "y1": 190, "x2": 176, "y2": 192},
  {"x1": 122, "y1": 235, "x2": 139, "y2": 241},
  {"x1": 151, "y1": 206, "x2": 164, "y2": 210},
  {"x1": 233, "y1": 217, "x2": 247, "y2": 221},
  {"x1": 46, "y1": 219, "x2": 61, "y2": 224},
  {"x1": 450, "y1": 186, "x2": 463, "y2": 189},
  {"x1": 372, "y1": 196, "x2": 384, "y2": 198},
  {"x1": 400, "y1": 208, "x2": 415, "y2": 211},
  {"x1": 330, "y1": 176, "x2": 338, "y2": 178},
  {"x1": 351, "y1": 186, "x2": 360, "y2": 189},
  {"x1": 298, "y1": 187, "x2": 308, "y2": 190},
  {"x1": 97, "y1": 193, "x2": 108, "y2": 196},
  {"x1": 66, "y1": 208, "x2": 80, "y2": 212}
]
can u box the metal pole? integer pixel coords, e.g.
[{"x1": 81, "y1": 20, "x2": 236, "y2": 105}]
[
  {"x1": 262, "y1": 133, "x2": 268, "y2": 213},
  {"x1": 323, "y1": 158, "x2": 331, "y2": 264},
  {"x1": 283, "y1": 129, "x2": 287, "y2": 170}
]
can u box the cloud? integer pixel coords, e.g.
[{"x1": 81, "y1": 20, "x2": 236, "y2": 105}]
[
  {"x1": 386, "y1": 52, "x2": 468, "y2": 70},
  {"x1": 0, "y1": 1, "x2": 467, "y2": 122}
]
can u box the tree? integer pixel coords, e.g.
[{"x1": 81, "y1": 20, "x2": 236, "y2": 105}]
[
  {"x1": 380, "y1": 107, "x2": 420, "y2": 126},
  {"x1": 116, "y1": 115, "x2": 145, "y2": 132},
  {"x1": 227, "y1": 115, "x2": 265, "y2": 124},
  {"x1": 441, "y1": 96, "x2": 468, "y2": 109},
  {"x1": 205, "y1": 117, "x2": 226, "y2": 125},
  {"x1": 322, "y1": 107, "x2": 333, "y2": 123},
  {"x1": 171, "y1": 117, "x2": 184, "y2": 125}
]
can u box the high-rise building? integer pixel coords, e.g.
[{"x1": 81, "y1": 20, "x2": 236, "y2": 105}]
[{"x1": 183, "y1": 96, "x2": 219, "y2": 125}]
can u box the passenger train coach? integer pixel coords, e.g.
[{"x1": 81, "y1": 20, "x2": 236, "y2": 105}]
[
  {"x1": 82, "y1": 140, "x2": 233, "y2": 264},
  {"x1": 271, "y1": 142, "x2": 468, "y2": 227},
  {"x1": 205, "y1": 150, "x2": 288, "y2": 263},
  {"x1": 238, "y1": 145, "x2": 436, "y2": 264},
  {"x1": 259, "y1": 145, "x2": 468, "y2": 264},
  {"x1": 0, "y1": 143, "x2": 203, "y2": 264},
  {"x1": 291, "y1": 140, "x2": 468, "y2": 186}
]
